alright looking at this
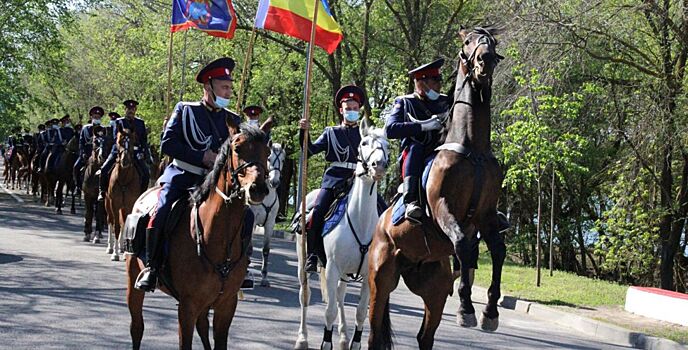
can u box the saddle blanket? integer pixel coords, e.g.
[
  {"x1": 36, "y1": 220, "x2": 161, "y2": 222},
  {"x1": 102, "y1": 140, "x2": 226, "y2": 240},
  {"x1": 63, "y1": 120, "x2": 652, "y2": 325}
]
[
  {"x1": 321, "y1": 194, "x2": 350, "y2": 237},
  {"x1": 392, "y1": 154, "x2": 437, "y2": 226}
]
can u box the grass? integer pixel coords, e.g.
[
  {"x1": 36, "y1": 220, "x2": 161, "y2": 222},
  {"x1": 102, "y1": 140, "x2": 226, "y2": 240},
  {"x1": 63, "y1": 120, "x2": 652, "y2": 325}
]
[{"x1": 473, "y1": 249, "x2": 628, "y2": 308}]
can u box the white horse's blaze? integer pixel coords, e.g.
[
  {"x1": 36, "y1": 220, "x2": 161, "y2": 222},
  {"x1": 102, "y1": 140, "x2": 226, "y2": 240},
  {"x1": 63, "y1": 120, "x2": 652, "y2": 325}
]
[
  {"x1": 249, "y1": 143, "x2": 285, "y2": 288},
  {"x1": 295, "y1": 125, "x2": 390, "y2": 349}
]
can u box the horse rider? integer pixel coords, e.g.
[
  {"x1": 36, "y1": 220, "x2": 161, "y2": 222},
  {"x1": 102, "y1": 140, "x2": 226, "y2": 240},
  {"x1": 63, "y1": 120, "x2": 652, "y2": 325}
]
[
  {"x1": 47, "y1": 114, "x2": 75, "y2": 172},
  {"x1": 97, "y1": 100, "x2": 151, "y2": 201},
  {"x1": 37, "y1": 119, "x2": 58, "y2": 172},
  {"x1": 299, "y1": 84, "x2": 378, "y2": 273},
  {"x1": 243, "y1": 105, "x2": 274, "y2": 141},
  {"x1": 385, "y1": 59, "x2": 451, "y2": 224},
  {"x1": 136, "y1": 57, "x2": 256, "y2": 292},
  {"x1": 74, "y1": 106, "x2": 104, "y2": 192}
]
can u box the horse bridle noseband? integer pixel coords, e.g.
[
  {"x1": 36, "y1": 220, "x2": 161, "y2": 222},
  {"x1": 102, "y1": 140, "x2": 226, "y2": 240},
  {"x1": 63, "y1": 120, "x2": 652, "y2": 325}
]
[
  {"x1": 267, "y1": 145, "x2": 284, "y2": 187},
  {"x1": 357, "y1": 137, "x2": 389, "y2": 196}
]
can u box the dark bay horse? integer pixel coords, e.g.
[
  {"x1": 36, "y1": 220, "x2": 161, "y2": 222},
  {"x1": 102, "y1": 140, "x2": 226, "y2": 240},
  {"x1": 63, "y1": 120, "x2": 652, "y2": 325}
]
[
  {"x1": 105, "y1": 125, "x2": 141, "y2": 261},
  {"x1": 46, "y1": 137, "x2": 78, "y2": 214},
  {"x1": 82, "y1": 126, "x2": 107, "y2": 243},
  {"x1": 125, "y1": 124, "x2": 269, "y2": 350},
  {"x1": 368, "y1": 27, "x2": 506, "y2": 350}
]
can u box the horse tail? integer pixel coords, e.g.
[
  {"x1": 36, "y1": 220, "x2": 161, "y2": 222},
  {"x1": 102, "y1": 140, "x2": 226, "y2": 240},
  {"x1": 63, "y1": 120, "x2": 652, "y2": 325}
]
[
  {"x1": 319, "y1": 267, "x2": 328, "y2": 304},
  {"x1": 381, "y1": 298, "x2": 394, "y2": 349}
]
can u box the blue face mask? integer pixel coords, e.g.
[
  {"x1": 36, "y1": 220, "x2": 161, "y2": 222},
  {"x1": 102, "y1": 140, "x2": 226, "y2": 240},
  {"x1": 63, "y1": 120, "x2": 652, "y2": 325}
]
[
  {"x1": 92, "y1": 119, "x2": 101, "y2": 125},
  {"x1": 52, "y1": 124, "x2": 59, "y2": 130},
  {"x1": 214, "y1": 95, "x2": 230, "y2": 108},
  {"x1": 343, "y1": 110, "x2": 360, "y2": 123},
  {"x1": 110, "y1": 120, "x2": 116, "y2": 127},
  {"x1": 426, "y1": 89, "x2": 440, "y2": 101}
]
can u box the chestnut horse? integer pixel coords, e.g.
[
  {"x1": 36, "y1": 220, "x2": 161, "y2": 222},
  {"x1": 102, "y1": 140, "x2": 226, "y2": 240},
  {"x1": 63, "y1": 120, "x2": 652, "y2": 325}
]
[
  {"x1": 125, "y1": 124, "x2": 269, "y2": 350},
  {"x1": 368, "y1": 27, "x2": 506, "y2": 350},
  {"x1": 105, "y1": 125, "x2": 141, "y2": 261}
]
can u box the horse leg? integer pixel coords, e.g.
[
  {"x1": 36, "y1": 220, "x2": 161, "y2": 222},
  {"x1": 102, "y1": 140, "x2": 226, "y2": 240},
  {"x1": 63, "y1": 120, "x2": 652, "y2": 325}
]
[
  {"x1": 55, "y1": 181, "x2": 63, "y2": 214},
  {"x1": 177, "y1": 303, "x2": 200, "y2": 350},
  {"x1": 126, "y1": 256, "x2": 145, "y2": 350},
  {"x1": 367, "y1": 230, "x2": 400, "y2": 350},
  {"x1": 212, "y1": 295, "x2": 239, "y2": 350},
  {"x1": 260, "y1": 222, "x2": 272, "y2": 287},
  {"x1": 70, "y1": 185, "x2": 76, "y2": 214},
  {"x1": 479, "y1": 222, "x2": 506, "y2": 332},
  {"x1": 402, "y1": 261, "x2": 452, "y2": 350},
  {"x1": 111, "y1": 221, "x2": 121, "y2": 261},
  {"x1": 456, "y1": 235, "x2": 479, "y2": 328},
  {"x1": 350, "y1": 279, "x2": 370, "y2": 350},
  {"x1": 295, "y1": 234, "x2": 311, "y2": 350},
  {"x1": 84, "y1": 198, "x2": 93, "y2": 242},
  {"x1": 94, "y1": 200, "x2": 104, "y2": 243},
  {"x1": 321, "y1": 264, "x2": 340, "y2": 350},
  {"x1": 106, "y1": 223, "x2": 115, "y2": 254},
  {"x1": 335, "y1": 280, "x2": 349, "y2": 350},
  {"x1": 196, "y1": 308, "x2": 212, "y2": 350}
]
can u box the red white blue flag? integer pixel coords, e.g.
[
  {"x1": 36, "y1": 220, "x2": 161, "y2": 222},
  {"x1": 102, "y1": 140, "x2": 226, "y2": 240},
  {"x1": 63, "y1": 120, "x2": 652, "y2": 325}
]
[{"x1": 171, "y1": 0, "x2": 237, "y2": 39}]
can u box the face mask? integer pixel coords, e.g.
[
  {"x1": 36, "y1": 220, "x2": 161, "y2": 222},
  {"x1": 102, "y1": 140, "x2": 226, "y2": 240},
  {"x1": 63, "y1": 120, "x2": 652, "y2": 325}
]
[
  {"x1": 248, "y1": 119, "x2": 259, "y2": 126},
  {"x1": 110, "y1": 120, "x2": 116, "y2": 127},
  {"x1": 52, "y1": 125, "x2": 59, "y2": 130},
  {"x1": 92, "y1": 119, "x2": 101, "y2": 125},
  {"x1": 425, "y1": 89, "x2": 440, "y2": 101},
  {"x1": 64, "y1": 123, "x2": 71, "y2": 128},
  {"x1": 214, "y1": 95, "x2": 230, "y2": 108},
  {"x1": 343, "y1": 110, "x2": 360, "y2": 123}
]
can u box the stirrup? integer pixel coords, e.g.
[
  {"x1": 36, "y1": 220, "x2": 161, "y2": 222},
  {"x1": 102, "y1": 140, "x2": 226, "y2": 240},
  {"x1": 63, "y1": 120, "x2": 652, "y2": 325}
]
[
  {"x1": 134, "y1": 267, "x2": 157, "y2": 292},
  {"x1": 240, "y1": 270, "x2": 255, "y2": 290},
  {"x1": 305, "y1": 255, "x2": 319, "y2": 273},
  {"x1": 405, "y1": 203, "x2": 422, "y2": 224}
]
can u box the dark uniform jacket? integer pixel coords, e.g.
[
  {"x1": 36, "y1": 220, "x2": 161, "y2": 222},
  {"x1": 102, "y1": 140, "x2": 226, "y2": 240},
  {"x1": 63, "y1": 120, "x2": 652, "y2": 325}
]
[
  {"x1": 385, "y1": 93, "x2": 450, "y2": 150},
  {"x1": 299, "y1": 124, "x2": 361, "y2": 189}
]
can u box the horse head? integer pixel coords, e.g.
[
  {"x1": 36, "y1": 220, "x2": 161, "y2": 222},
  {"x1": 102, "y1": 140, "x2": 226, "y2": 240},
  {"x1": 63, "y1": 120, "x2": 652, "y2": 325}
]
[
  {"x1": 226, "y1": 124, "x2": 270, "y2": 205},
  {"x1": 115, "y1": 124, "x2": 138, "y2": 169},
  {"x1": 458, "y1": 26, "x2": 504, "y2": 89},
  {"x1": 267, "y1": 141, "x2": 285, "y2": 189},
  {"x1": 357, "y1": 118, "x2": 390, "y2": 182}
]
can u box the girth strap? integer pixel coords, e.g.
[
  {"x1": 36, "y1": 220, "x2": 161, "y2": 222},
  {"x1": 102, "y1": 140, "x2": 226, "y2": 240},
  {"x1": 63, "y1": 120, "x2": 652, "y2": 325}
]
[
  {"x1": 344, "y1": 210, "x2": 371, "y2": 282},
  {"x1": 435, "y1": 142, "x2": 486, "y2": 222}
]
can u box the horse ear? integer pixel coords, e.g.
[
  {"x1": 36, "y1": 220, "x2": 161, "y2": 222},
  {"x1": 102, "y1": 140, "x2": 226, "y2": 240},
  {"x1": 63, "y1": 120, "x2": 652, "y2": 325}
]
[
  {"x1": 459, "y1": 26, "x2": 470, "y2": 40},
  {"x1": 359, "y1": 117, "x2": 370, "y2": 138}
]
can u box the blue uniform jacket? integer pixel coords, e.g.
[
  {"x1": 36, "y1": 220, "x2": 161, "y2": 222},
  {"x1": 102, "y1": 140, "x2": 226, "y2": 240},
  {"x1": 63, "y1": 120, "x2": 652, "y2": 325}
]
[
  {"x1": 54, "y1": 127, "x2": 75, "y2": 147},
  {"x1": 385, "y1": 93, "x2": 450, "y2": 149},
  {"x1": 79, "y1": 124, "x2": 97, "y2": 158},
  {"x1": 109, "y1": 117, "x2": 149, "y2": 157},
  {"x1": 299, "y1": 124, "x2": 361, "y2": 189},
  {"x1": 158, "y1": 101, "x2": 239, "y2": 186}
]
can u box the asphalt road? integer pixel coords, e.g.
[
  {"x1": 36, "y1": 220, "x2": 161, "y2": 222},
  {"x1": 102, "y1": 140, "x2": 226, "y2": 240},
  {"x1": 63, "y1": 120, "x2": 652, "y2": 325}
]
[{"x1": 0, "y1": 164, "x2": 632, "y2": 349}]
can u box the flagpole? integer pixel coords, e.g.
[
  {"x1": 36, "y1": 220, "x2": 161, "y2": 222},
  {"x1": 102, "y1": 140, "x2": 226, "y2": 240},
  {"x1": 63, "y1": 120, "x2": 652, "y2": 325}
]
[
  {"x1": 179, "y1": 30, "x2": 189, "y2": 101},
  {"x1": 165, "y1": 29, "x2": 175, "y2": 118},
  {"x1": 297, "y1": 0, "x2": 321, "y2": 282},
  {"x1": 235, "y1": 26, "x2": 259, "y2": 112}
]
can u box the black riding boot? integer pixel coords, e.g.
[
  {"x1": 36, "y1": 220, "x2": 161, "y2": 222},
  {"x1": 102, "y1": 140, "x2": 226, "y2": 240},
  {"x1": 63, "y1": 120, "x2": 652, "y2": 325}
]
[
  {"x1": 97, "y1": 169, "x2": 108, "y2": 201},
  {"x1": 134, "y1": 228, "x2": 163, "y2": 292},
  {"x1": 403, "y1": 176, "x2": 422, "y2": 224},
  {"x1": 305, "y1": 224, "x2": 322, "y2": 273}
]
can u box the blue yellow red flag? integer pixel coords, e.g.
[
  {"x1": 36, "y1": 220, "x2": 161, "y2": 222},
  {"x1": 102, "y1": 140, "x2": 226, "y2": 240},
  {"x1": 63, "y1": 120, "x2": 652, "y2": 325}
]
[{"x1": 171, "y1": 0, "x2": 237, "y2": 39}]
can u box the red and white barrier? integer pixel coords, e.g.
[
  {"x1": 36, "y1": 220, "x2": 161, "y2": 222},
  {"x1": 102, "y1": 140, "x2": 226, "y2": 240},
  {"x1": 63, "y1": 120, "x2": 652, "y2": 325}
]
[{"x1": 624, "y1": 286, "x2": 688, "y2": 326}]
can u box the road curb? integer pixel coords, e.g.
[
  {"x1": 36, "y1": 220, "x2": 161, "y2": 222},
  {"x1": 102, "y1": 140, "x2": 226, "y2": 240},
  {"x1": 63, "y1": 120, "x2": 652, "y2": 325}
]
[{"x1": 470, "y1": 285, "x2": 686, "y2": 350}]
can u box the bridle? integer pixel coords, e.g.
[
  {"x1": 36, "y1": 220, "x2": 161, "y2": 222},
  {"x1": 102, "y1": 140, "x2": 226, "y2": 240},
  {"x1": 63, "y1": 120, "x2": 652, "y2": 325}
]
[
  {"x1": 267, "y1": 144, "x2": 285, "y2": 188},
  {"x1": 357, "y1": 135, "x2": 389, "y2": 196},
  {"x1": 215, "y1": 134, "x2": 268, "y2": 204}
]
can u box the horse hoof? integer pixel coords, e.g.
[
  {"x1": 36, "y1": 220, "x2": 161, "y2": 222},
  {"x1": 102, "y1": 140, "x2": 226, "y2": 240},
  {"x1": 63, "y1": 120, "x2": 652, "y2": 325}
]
[
  {"x1": 320, "y1": 341, "x2": 332, "y2": 350},
  {"x1": 92, "y1": 237, "x2": 100, "y2": 244},
  {"x1": 348, "y1": 340, "x2": 361, "y2": 350},
  {"x1": 83, "y1": 235, "x2": 90, "y2": 242},
  {"x1": 338, "y1": 339, "x2": 349, "y2": 350},
  {"x1": 294, "y1": 337, "x2": 308, "y2": 350},
  {"x1": 55, "y1": 209, "x2": 62, "y2": 215},
  {"x1": 479, "y1": 314, "x2": 499, "y2": 332},
  {"x1": 260, "y1": 279, "x2": 270, "y2": 287},
  {"x1": 111, "y1": 254, "x2": 120, "y2": 262},
  {"x1": 458, "y1": 312, "x2": 477, "y2": 328}
]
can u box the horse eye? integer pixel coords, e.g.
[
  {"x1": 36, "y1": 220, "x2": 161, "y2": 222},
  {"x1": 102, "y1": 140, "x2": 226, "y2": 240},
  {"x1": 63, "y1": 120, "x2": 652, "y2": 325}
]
[{"x1": 361, "y1": 141, "x2": 368, "y2": 146}]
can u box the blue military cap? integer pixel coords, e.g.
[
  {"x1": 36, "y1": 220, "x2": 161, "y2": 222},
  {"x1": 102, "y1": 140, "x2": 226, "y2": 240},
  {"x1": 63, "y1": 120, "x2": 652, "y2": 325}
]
[
  {"x1": 48, "y1": 118, "x2": 59, "y2": 124},
  {"x1": 334, "y1": 85, "x2": 366, "y2": 108},
  {"x1": 89, "y1": 106, "x2": 104, "y2": 116},
  {"x1": 196, "y1": 57, "x2": 235, "y2": 83},
  {"x1": 408, "y1": 58, "x2": 445, "y2": 80},
  {"x1": 123, "y1": 100, "x2": 139, "y2": 108}
]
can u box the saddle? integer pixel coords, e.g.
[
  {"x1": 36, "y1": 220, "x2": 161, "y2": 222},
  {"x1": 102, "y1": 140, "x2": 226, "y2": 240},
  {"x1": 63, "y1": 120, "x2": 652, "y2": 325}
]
[{"x1": 290, "y1": 177, "x2": 354, "y2": 236}]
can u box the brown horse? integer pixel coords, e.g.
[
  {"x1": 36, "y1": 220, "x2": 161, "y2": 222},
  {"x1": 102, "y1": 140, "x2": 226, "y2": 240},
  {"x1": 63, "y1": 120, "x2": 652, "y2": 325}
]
[
  {"x1": 125, "y1": 124, "x2": 269, "y2": 350},
  {"x1": 368, "y1": 27, "x2": 506, "y2": 349},
  {"x1": 83, "y1": 126, "x2": 107, "y2": 243},
  {"x1": 105, "y1": 125, "x2": 141, "y2": 261},
  {"x1": 46, "y1": 136, "x2": 78, "y2": 214}
]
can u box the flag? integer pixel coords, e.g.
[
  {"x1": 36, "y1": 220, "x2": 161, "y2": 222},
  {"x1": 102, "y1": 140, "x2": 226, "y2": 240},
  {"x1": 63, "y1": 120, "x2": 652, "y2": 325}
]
[
  {"x1": 254, "y1": 0, "x2": 343, "y2": 54},
  {"x1": 171, "y1": 0, "x2": 237, "y2": 39}
]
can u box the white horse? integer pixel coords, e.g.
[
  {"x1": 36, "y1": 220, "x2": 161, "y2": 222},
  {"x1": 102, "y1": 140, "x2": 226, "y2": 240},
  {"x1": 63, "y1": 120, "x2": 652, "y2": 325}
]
[
  {"x1": 249, "y1": 142, "x2": 285, "y2": 287},
  {"x1": 294, "y1": 121, "x2": 389, "y2": 350}
]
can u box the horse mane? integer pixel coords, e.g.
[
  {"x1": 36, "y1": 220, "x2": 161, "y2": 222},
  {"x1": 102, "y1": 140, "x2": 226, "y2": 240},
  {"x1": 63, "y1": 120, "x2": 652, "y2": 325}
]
[{"x1": 191, "y1": 123, "x2": 266, "y2": 204}]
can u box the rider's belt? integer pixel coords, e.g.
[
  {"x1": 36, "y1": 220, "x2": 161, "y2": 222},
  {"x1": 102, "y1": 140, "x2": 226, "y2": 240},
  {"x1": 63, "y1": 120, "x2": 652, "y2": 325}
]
[
  {"x1": 172, "y1": 159, "x2": 207, "y2": 176},
  {"x1": 330, "y1": 161, "x2": 357, "y2": 170},
  {"x1": 133, "y1": 146, "x2": 140, "y2": 150}
]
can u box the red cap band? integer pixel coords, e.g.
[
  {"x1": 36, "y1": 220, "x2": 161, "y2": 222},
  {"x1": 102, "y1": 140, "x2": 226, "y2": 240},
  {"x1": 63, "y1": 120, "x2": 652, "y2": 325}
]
[
  {"x1": 339, "y1": 92, "x2": 362, "y2": 105},
  {"x1": 413, "y1": 68, "x2": 440, "y2": 79},
  {"x1": 203, "y1": 67, "x2": 232, "y2": 82}
]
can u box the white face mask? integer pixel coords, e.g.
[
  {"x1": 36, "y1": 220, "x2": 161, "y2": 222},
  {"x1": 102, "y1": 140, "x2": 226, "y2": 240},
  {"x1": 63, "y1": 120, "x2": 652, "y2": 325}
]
[
  {"x1": 248, "y1": 119, "x2": 259, "y2": 126},
  {"x1": 52, "y1": 125, "x2": 59, "y2": 130}
]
